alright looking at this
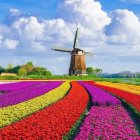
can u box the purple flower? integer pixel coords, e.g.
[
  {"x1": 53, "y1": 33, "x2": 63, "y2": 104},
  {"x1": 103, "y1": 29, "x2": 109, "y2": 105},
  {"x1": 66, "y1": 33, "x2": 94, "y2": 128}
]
[
  {"x1": 75, "y1": 106, "x2": 140, "y2": 140},
  {"x1": 0, "y1": 81, "x2": 63, "y2": 107},
  {"x1": 79, "y1": 81, "x2": 121, "y2": 106}
]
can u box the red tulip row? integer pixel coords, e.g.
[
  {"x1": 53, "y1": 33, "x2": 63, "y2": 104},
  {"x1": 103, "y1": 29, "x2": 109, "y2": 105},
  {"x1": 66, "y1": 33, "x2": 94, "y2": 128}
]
[
  {"x1": 0, "y1": 81, "x2": 89, "y2": 140},
  {"x1": 93, "y1": 83, "x2": 140, "y2": 113}
]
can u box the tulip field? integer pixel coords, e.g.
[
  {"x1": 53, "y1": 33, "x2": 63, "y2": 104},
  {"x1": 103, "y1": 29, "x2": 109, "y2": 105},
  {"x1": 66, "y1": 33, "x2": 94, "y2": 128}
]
[{"x1": 0, "y1": 81, "x2": 140, "y2": 140}]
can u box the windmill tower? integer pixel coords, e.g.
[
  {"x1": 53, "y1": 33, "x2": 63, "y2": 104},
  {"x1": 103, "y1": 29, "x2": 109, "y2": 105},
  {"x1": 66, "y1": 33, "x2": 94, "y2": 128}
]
[{"x1": 52, "y1": 28, "x2": 92, "y2": 76}]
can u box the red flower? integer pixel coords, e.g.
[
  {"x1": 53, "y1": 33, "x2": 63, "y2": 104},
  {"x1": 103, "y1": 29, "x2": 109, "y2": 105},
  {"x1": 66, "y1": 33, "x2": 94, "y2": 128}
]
[{"x1": 0, "y1": 81, "x2": 89, "y2": 140}]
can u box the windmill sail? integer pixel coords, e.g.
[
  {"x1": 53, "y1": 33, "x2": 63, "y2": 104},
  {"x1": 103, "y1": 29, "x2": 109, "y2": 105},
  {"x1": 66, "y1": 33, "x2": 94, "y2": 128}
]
[
  {"x1": 52, "y1": 46, "x2": 72, "y2": 53},
  {"x1": 73, "y1": 28, "x2": 79, "y2": 49}
]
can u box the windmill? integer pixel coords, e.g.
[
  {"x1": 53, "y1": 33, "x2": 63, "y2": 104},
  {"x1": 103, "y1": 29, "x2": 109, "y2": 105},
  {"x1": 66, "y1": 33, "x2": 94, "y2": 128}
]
[{"x1": 52, "y1": 28, "x2": 93, "y2": 76}]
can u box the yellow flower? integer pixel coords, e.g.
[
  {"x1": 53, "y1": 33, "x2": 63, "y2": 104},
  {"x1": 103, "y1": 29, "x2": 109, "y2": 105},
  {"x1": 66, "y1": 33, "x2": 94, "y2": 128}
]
[
  {"x1": 96, "y1": 82, "x2": 140, "y2": 95},
  {"x1": 0, "y1": 81, "x2": 71, "y2": 128}
]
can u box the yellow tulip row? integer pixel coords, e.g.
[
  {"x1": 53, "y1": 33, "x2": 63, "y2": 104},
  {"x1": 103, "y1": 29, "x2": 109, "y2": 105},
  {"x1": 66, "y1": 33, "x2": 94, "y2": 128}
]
[
  {"x1": 0, "y1": 81, "x2": 71, "y2": 128},
  {"x1": 96, "y1": 82, "x2": 140, "y2": 95},
  {"x1": 102, "y1": 82, "x2": 140, "y2": 91}
]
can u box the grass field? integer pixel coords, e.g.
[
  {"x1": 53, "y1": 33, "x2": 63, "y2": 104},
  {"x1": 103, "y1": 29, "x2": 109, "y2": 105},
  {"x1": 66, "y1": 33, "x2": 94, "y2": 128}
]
[{"x1": 0, "y1": 76, "x2": 140, "y2": 85}]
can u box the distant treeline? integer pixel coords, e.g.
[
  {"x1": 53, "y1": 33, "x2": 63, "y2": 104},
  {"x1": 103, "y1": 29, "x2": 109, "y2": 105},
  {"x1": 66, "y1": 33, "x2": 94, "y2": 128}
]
[
  {"x1": 0, "y1": 64, "x2": 140, "y2": 79},
  {"x1": 0, "y1": 62, "x2": 52, "y2": 78},
  {"x1": 86, "y1": 67, "x2": 140, "y2": 78},
  {"x1": 87, "y1": 67, "x2": 140, "y2": 78},
  {"x1": 99, "y1": 71, "x2": 140, "y2": 78}
]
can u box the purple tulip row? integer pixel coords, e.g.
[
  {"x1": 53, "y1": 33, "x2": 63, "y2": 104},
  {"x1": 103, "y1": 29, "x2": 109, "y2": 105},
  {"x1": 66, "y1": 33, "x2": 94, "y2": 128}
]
[
  {"x1": 0, "y1": 81, "x2": 43, "y2": 93},
  {"x1": 0, "y1": 81, "x2": 44, "y2": 99},
  {"x1": 75, "y1": 105, "x2": 140, "y2": 140},
  {"x1": 79, "y1": 82, "x2": 121, "y2": 106},
  {"x1": 0, "y1": 81, "x2": 63, "y2": 108}
]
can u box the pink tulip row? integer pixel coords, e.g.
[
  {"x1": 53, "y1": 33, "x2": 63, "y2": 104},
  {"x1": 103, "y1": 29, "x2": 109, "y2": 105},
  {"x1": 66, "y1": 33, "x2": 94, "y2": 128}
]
[{"x1": 75, "y1": 105, "x2": 140, "y2": 140}]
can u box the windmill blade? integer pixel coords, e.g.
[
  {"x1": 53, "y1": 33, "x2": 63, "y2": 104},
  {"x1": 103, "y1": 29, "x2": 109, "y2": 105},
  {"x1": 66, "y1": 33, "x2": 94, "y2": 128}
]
[
  {"x1": 73, "y1": 28, "x2": 79, "y2": 49},
  {"x1": 80, "y1": 47, "x2": 94, "y2": 55},
  {"x1": 85, "y1": 51, "x2": 95, "y2": 55},
  {"x1": 52, "y1": 46, "x2": 72, "y2": 53}
]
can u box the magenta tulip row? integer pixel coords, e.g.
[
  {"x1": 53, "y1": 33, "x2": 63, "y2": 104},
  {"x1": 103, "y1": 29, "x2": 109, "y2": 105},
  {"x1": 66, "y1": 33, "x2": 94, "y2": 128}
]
[
  {"x1": 0, "y1": 81, "x2": 43, "y2": 101},
  {"x1": 0, "y1": 81, "x2": 46, "y2": 99},
  {"x1": 79, "y1": 81, "x2": 121, "y2": 106},
  {"x1": 75, "y1": 105, "x2": 140, "y2": 140},
  {"x1": 0, "y1": 81, "x2": 63, "y2": 108},
  {"x1": 0, "y1": 81, "x2": 43, "y2": 93}
]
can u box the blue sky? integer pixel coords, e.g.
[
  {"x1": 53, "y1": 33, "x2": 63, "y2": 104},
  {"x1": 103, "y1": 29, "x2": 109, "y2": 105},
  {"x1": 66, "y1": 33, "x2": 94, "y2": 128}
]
[
  {"x1": 0, "y1": 0, "x2": 60, "y2": 20},
  {"x1": 0, "y1": 0, "x2": 140, "y2": 74},
  {"x1": 0, "y1": 0, "x2": 140, "y2": 20},
  {"x1": 100, "y1": 0, "x2": 140, "y2": 14}
]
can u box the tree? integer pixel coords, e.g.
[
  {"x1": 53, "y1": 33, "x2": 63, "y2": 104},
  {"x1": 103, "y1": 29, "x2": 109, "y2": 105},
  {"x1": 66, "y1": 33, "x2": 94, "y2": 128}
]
[
  {"x1": 27, "y1": 67, "x2": 52, "y2": 76},
  {"x1": 22, "y1": 62, "x2": 33, "y2": 73},
  {"x1": 18, "y1": 68, "x2": 27, "y2": 77},
  {"x1": 26, "y1": 62, "x2": 33, "y2": 72},
  {"x1": 5, "y1": 64, "x2": 13, "y2": 73},
  {"x1": 94, "y1": 68, "x2": 102, "y2": 75},
  {"x1": 12, "y1": 66, "x2": 21, "y2": 74},
  {"x1": 0, "y1": 66, "x2": 4, "y2": 74},
  {"x1": 86, "y1": 67, "x2": 102, "y2": 76},
  {"x1": 86, "y1": 67, "x2": 93, "y2": 75},
  {"x1": 135, "y1": 72, "x2": 140, "y2": 78}
]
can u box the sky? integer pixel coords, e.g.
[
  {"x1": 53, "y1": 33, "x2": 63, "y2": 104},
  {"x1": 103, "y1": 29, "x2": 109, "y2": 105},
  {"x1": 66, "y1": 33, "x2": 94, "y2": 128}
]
[{"x1": 0, "y1": 0, "x2": 140, "y2": 74}]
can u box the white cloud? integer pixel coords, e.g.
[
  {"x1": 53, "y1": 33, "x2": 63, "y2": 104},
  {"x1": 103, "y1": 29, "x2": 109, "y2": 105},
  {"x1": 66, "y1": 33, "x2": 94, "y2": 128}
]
[
  {"x1": 0, "y1": 0, "x2": 111, "y2": 52},
  {"x1": 105, "y1": 9, "x2": 140, "y2": 54},
  {"x1": 12, "y1": 16, "x2": 45, "y2": 42},
  {"x1": 58, "y1": 0, "x2": 111, "y2": 31},
  {"x1": 2, "y1": 39, "x2": 19, "y2": 49},
  {"x1": 11, "y1": 17, "x2": 76, "y2": 53},
  {"x1": 106, "y1": 9, "x2": 140, "y2": 37},
  {"x1": 10, "y1": 9, "x2": 22, "y2": 16},
  {"x1": 0, "y1": 0, "x2": 140, "y2": 74}
]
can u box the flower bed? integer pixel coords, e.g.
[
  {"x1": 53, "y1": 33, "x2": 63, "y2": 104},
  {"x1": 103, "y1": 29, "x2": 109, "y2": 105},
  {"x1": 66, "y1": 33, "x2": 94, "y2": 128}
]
[
  {"x1": 0, "y1": 81, "x2": 70, "y2": 127},
  {"x1": 0, "y1": 81, "x2": 62, "y2": 108},
  {"x1": 96, "y1": 81, "x2": 140, "y2": 95},
  {"x1": 79, "y1": 81, "x2": 121, "y2": 106},
  {"x1": 94, "y1": 83, "x2": 140, "y2": 113},
  {"x1": 75, "y1": 106, "x2": 140, "y2": 140},
  {"x1": 0, "y1": 81, "x2": 43, "y2": 93},
  {"x1": 0, "y1": 81, "x2": 89, "y2": 139},
  {"x1": 0, "y1": 80, "x2": 139, "y2": 139}
]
